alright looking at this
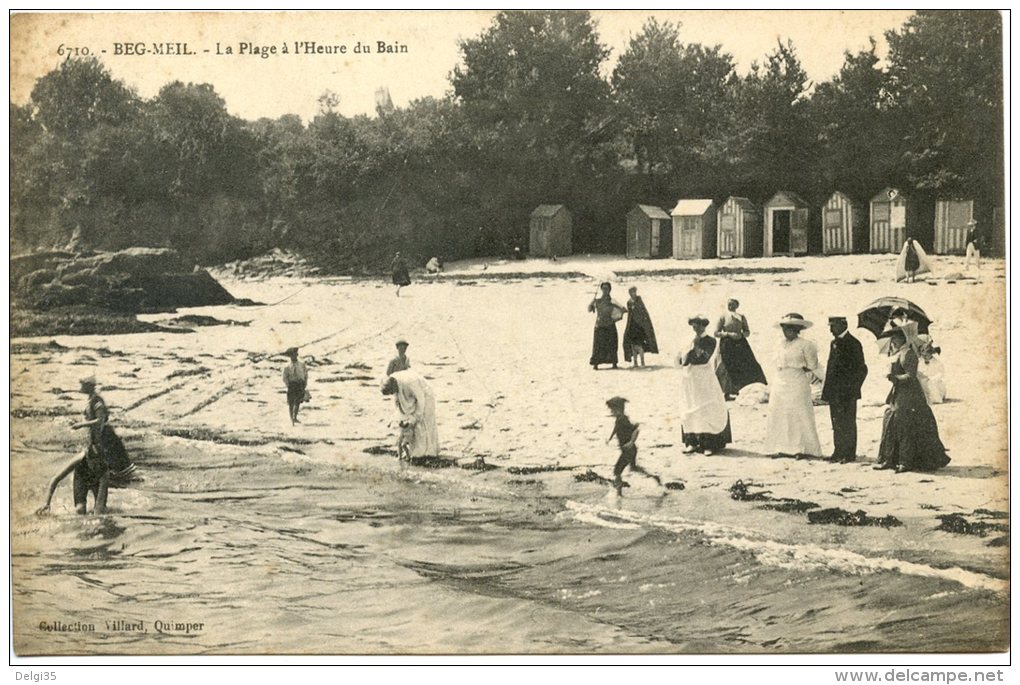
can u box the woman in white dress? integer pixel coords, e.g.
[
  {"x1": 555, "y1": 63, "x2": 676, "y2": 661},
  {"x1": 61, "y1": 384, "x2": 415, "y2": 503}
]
[
  {"x1": 382, "y1": 369, "x2": 439, "y2": 459},
  {"x1": 765, "y1": 313, "x2": 824, "y2": 457}
]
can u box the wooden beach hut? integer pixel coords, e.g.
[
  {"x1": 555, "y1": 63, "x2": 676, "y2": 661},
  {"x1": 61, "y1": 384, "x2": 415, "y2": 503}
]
[
  {"x1": 670, "y1": 199, "x2": 717, "y2": 260},
  {"x1": 821, "y1": 191, "x2": 867, "y2": 255},
  {"x1": 933, "y1": 199, "x2": 974, "y2": 254},
  {"x1": 529, "y1": 204, "x2": 572, "y2": 258},
  {"x1": 763, "y1": 191, "x2": 811, "y2": 257},
  {"x1": 869, "y1": 188, "x2": 909, "y2": 254},
  {"x1": 717, "y1": 196, "x2": 762, "y2": 258},
  {"x1": 626, "y1": 204, "x2": 672, "y2": 258}
]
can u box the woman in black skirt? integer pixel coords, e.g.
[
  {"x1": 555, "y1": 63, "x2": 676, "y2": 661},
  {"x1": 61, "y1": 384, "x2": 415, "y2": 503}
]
[
  {"x1": 874, "y1": 324, "x2": 950, "y2": 473},
  {"x1": 588, "y1": 282, "x2": 623, "y2": 370}
]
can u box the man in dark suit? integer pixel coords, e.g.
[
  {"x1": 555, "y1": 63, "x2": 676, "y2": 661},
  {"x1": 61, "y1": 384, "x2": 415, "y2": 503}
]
[{"x1": 821, "y1": 316, "x2": 868, "y2": 463}]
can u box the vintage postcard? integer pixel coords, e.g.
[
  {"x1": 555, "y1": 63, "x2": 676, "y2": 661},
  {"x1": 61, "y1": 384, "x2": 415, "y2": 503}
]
[{"x1": 9, "y1": 10, "x2": 1008, "y2": 657}]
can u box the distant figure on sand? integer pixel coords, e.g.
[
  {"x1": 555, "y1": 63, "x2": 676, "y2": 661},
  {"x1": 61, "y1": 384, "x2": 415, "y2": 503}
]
[
  {"x1": 37, "y1": 377, "x2": 133, "y2": 515},
  {"x1": 714, "y1": 299, "x2": 767, "y2": 399},
  {"x1": 677, "y1": 316, "x2": 732, "y2": 455},
  {"x1": 821, "y1": 316, "x2": 868, "y2": 464},
  {"x1": 605, "y1": 396, "x2": 662, "y2": 497},
  {"x1": 588, "y1": 282, "x2": 624, "y2": 370},
  {"x1": 874, "y1": 324, "x2": 950, "y2": 473},
  {"x1": 896, "y1": 238, "x2": 932, "y2": 283},
  {"x1": 764, "y1": 314, "x2": 824, "y2": 457},
  {"x1": 386, "y1": 338, "x2": 411, "y2": 376},
  {"x1": 283, "y1": 347, "x2": 308, "y2": 425},
  {"x1": 623, "y1": 286, "x2": 658, "y2": 368},
  {"x1": 426, "y1": 257, "x2": 443, "y2": 274},
  {"x1": 382, "y1": 370, "x2": 439, "y2": 459},
  {"x1": 391, "y1": 252, "x2": 411, "y2": 296},
  {"x1": 965, "y1": 219, "x2": 982, "y2": 270}
]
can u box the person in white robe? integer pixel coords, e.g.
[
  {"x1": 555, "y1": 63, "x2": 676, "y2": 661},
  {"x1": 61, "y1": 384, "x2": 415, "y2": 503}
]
[
  {"x1": 382, "y1": 370, "x2": 439, "y2": 458},
  {"x1": 764, "y1": 313, "x2": 824, "y2": 457}
]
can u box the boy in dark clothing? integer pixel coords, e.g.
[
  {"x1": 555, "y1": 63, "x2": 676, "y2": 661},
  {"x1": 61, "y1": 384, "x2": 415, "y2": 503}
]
[{"x1": 606, "y1": 396, "x2": 663, "y2": 497}]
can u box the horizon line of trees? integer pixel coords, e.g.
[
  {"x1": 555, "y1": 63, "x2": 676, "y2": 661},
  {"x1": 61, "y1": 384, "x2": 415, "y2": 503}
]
[{"x1": 9, "y1": 10, "x2": 1003, "y2": 269}]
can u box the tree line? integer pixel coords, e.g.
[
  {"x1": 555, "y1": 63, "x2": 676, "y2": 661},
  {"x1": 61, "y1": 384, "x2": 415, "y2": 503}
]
[{"x1": 9, "y1": 10, "x2": 1003, "y2": 269}]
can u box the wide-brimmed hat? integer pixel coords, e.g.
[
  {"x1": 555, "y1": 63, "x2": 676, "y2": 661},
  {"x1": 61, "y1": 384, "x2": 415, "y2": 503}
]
[
  {"x1": 879, "y1": 321, "x2": 920, "y2": 351},
  {"x1": 79, "y1": 375, "x2": 97, "y2": 388},
  {"x1": 688, "y1": 315, "x2": 710, "y2": 327},
  {"x1": 777, "y1": 313, "x2": 813, "y2": 329},
  {"x1": 285, "y1": 347, "x2": 299, "y2": 358},
  {"x1": 395, "y1": 338, "x2": 409, "y2": 347},
  {"x1": 827, "y1": 315, "x2": 848, "y2": 324},
  {"x1": 967, "y1": 218, "x2": 978, "y2": 226}
]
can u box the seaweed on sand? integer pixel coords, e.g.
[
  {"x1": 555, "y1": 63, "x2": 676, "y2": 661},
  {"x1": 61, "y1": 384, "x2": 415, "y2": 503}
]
[
  {"x1": 508, "y1": 464, "x2": 574, "y2": 475},
  {"x1": 808, "y1": 508, "x2": 902, "y2": 528},
  {"x1": 573, "y1": 469, "x2": 619, "y2": 487},
  {"x1": 936, "y1": 513, "x2": 1009, "y2": 538}
]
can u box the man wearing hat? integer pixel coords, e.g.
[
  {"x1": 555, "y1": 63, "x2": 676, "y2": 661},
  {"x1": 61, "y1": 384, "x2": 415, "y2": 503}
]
[
  {"x1": 821, "y1": 316, "x2": 868, "y2": 463},
  {"x1": 964, "y1": 218, "x2": 982, "y2": 270},
  {"x1": 386, "y1": 339, "x2": 411, "y2": 376},
  {"x1": 282, "y1": 347, "x2": 308, "y2": 425}
]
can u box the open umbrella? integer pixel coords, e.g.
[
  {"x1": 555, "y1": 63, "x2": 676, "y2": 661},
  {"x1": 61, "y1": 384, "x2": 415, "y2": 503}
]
[{"x1": 857, "y1": 297, "x2": 932, "y2": 337}]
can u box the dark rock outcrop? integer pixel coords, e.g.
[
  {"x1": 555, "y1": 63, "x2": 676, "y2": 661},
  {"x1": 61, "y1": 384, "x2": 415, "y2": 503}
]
[{"x1": 12, "y1": 247, "x2": 233, "y2": 314}]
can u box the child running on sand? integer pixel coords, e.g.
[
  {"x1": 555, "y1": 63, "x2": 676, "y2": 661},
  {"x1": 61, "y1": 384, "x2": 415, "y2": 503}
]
[{"x1": 606, "y1": 396, "x2": 662, "y2": 497}]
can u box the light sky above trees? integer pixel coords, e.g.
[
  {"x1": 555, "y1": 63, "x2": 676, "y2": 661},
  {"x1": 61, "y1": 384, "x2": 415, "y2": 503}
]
[{"x1": 11, "y1": 10, "x2": 914, "y2": 122}]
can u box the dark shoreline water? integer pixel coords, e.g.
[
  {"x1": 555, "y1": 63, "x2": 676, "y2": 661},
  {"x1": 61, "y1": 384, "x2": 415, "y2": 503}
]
[{"x1": 11, "y1": 427, "x2": 1008, "y2": 655}]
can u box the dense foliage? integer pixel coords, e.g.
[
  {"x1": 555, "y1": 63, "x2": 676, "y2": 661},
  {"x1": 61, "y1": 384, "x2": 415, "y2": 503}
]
[{"x1": 9, "y1": 10, "x2": 1004, "y2": 268}]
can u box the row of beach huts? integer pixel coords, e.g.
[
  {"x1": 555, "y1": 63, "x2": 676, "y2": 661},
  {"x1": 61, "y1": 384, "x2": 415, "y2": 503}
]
[{"x1": 528, "y1": 190, "x2": 1003, "y2": 259}]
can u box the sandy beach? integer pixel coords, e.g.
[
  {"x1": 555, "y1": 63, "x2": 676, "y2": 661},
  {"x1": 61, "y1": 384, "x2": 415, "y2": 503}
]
[{"x1": 10, "y1": 253, "x2": 1008, "y2": 654}]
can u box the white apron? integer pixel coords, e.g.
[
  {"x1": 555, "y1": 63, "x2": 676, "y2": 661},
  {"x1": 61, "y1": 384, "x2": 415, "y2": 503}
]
[{"x1": 678, "y1": 350, "x2": 729, "y2": 435}]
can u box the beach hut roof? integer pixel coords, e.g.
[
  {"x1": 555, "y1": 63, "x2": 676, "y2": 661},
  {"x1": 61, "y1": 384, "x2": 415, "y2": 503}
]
[
  {"x1": 634, "y1": 204, "x2": 671, "y2": 220},
  {"x1": 725, "y1": 196, "x2": 756, "y2": 210},
  {"x1": 670, "y1": 199, "x2": 714, "y2": 216},
  {"x1": 871, "y1": 187, "x2": 905, "y2": 202},
  {"x1": 531, "y1": 204, "x2": 567, "y2": 218},
  {"x1": 765, "y1": 191, "x2": 809, "y2": 207}
]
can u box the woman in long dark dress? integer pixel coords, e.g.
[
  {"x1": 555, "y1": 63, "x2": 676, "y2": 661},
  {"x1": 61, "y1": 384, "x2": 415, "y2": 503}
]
[
  {"x1": 391, "y1": 252, "x2": 411, "y2": 296},
  {"x1": 874, "y1": 324, "x2": 950, "y2": 473},
  {"x1": 677, "y1": 316, "x2": 731, "y2": 454},
  {"x1": 588, "y1": 282, "x2": 622, "y2": 370},
  {"x1": 622, "y1": 286, "x2": 658, "y2": 367},
  {"x1": 714, "y1": 298, "x2": 767, "y2": 398}
]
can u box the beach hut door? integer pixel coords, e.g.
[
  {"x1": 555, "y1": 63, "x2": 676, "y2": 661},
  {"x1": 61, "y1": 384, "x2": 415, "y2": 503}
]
[
  {"x1": 719, "y1": 213, "x2": 737, "y2": 257},
  {"x1": 791, "y1": 208, "x2": 809, "y2": 255}
]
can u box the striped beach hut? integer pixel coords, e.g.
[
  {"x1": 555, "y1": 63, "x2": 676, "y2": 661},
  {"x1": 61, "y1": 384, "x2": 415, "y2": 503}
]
[
  {"x1": 763, "y1": 191, "x2": 811, "y2": 257},
  {"x1": 529, "y1": 204, "x2": 572, "y2": 258},
  {"x1": 717, "y1": 196, "x2": 762, "y2": 258},
  {"x1": 670, "y1": 199, "x2": 717, "y2": 259},
  {"x1": 933, "y1": 199, "x2": 974, "y2": 255},
  {"x1": 869, "y1": 188, "x2": 909, "y2": 254},
  {"x1": 822, "y1": 191, "x2": 867, "y2": 254},
  {"x1": 626, "y1": 204, "x2": 672, "y2": 258}
]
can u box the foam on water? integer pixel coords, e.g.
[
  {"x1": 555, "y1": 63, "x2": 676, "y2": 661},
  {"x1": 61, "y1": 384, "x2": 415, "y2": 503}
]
[{"x1": 566, "y1": 500, "x2": 1008, "y2": 595}]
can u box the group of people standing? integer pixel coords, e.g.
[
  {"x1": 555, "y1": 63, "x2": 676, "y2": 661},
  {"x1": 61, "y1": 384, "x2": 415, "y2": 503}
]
[{"x1": 590, "y1": 284, "x2": 951, "y2": 489}]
